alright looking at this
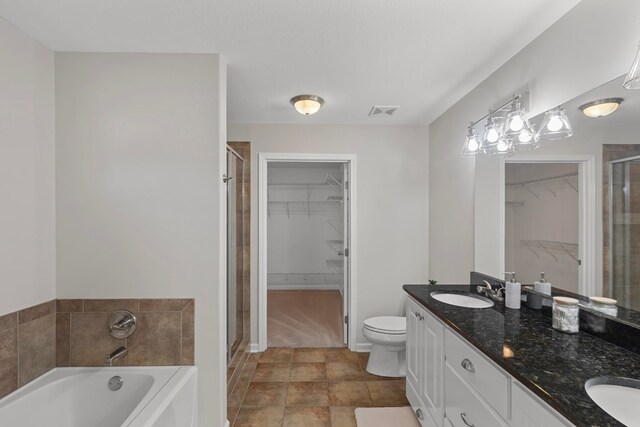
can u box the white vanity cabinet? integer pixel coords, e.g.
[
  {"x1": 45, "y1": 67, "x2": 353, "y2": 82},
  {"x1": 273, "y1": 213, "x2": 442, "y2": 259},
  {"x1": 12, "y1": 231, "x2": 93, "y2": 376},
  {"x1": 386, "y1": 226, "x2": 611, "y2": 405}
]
[
  {"x1": 406, "y1": 296, "x2": 573, "y2": 427},
  {"x1": 511, "y1": 383, "x2": 568, "y2": 427},
  {"x1": 406, "y1": 297, "x2": 444, "y2": 426}
]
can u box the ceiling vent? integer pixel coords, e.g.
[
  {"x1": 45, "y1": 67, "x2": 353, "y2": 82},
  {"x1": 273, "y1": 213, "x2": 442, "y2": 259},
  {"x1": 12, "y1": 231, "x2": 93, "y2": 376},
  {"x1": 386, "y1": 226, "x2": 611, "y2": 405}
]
[{"x1": 368, "y1": 105, "x2": 399, "y2": 117}]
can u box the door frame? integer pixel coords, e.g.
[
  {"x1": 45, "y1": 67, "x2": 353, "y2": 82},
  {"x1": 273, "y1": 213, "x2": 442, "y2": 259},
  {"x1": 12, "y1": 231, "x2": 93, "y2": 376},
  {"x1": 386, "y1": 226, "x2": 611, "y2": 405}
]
[
  {"x1": 257, "y1": 152, "x2": 357, "y2": 352},
  {"x1": 499, "y1": 154, "x2": 596, "y2": 296}
]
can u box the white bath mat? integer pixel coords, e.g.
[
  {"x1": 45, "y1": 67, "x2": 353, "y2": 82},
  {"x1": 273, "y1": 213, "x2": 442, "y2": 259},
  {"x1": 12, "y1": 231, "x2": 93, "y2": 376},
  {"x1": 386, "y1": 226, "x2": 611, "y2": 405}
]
[{"x1": 355, "y1": 407, "x2": 421, "y2": 427}]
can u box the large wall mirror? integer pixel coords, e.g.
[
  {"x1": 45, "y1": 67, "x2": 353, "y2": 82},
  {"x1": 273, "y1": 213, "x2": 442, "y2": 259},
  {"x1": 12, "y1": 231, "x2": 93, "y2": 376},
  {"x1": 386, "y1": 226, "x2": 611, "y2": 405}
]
[{"x1": 475, "y1": 73, "x2": 640, "y2": 318}]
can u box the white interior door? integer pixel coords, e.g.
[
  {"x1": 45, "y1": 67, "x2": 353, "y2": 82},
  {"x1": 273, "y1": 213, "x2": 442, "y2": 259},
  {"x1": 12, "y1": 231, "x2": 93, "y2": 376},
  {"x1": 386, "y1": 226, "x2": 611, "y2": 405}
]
[{"x1": 342, "y1": 162, "x2": 350, "y2": 344}]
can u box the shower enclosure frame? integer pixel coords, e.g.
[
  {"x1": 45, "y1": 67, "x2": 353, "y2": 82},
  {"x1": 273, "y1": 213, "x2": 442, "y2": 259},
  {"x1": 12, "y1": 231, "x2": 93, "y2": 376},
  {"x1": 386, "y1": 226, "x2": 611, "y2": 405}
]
[
  {"x1": 257, "y1": 153, "x2": 357, "y2": 352},
  {"x1": 226, "y1": 145, "x2": 246, "y2": 364},
  {"x1": 607, "y1": 154, "x2": 640, "y2": 308}
]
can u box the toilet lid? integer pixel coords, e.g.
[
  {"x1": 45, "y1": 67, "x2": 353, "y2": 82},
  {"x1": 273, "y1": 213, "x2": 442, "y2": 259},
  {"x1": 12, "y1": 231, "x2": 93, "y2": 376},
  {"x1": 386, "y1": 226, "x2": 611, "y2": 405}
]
[{"x1": 364, "y1": 316, "x2": 406, "y2": 333}]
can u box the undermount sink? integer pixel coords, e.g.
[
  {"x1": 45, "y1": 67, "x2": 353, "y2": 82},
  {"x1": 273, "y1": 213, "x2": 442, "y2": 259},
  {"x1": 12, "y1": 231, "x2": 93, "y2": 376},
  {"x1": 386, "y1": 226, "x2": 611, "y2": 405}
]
[
  {"x1": 430, "y1": 291, "x2": 494, "y2": 308},
  {"x1": 585, "y1": 377, "x2": 640, "y2": 426}
]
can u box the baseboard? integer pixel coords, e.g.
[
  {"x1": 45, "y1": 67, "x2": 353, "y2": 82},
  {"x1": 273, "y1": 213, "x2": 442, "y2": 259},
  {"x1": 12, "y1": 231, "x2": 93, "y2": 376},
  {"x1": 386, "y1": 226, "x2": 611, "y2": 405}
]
[
  {"x1": 355, "y1": 342, "x2": 372, "y2": 353},
  {"x1": 249, "y1": 342, "x2": 260, "y2": 353}
]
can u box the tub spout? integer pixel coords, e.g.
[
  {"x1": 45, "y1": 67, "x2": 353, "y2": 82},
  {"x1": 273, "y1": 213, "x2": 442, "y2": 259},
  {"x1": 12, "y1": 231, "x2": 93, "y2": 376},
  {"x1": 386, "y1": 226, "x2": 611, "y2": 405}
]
[{"x1": 106, "y1": 346, "x2": 128, "y2": 366}]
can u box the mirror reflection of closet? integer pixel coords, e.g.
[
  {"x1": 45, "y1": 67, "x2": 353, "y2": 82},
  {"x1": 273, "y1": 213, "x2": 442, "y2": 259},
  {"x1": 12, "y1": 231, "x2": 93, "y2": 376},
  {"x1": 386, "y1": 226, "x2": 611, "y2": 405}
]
[{"x1": 505, "y1": 163, "x2": 579, "y2": 293}]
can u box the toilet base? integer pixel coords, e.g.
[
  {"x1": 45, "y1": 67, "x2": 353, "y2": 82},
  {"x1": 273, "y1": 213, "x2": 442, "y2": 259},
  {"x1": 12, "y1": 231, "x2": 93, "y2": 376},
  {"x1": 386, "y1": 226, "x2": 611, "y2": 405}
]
[{"x1": 366, "y1": 344, "x2": 406, "y2": 378}]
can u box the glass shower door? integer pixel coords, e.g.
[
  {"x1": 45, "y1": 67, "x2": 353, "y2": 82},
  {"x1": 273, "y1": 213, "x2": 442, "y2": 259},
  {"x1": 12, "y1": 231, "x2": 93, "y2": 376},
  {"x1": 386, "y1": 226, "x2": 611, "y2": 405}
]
[
  {"x1": 227, "y1": 148, "x2": 245, "y2": 363},
  {"x1": 610, "y1": 157, "x2": 640, "y2": 310}
]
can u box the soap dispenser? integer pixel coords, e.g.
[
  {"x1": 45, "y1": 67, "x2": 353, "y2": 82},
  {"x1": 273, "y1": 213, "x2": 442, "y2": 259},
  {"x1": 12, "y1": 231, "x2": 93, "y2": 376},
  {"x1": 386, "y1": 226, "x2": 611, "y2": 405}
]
[
  {"x1": 504, "y1": 272, "x2": 521, "y2": 309},
  {"x1": 534, "y1": 272, "x2": 552, "y2": 296}
]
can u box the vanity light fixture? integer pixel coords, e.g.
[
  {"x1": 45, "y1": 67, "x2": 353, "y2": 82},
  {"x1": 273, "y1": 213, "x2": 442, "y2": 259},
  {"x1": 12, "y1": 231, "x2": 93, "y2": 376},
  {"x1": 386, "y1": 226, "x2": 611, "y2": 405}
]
[
  {"x1": 482, "y1": 114, "x2": 501, "y2": 146},
  {"x1": 623, "y1": 41, "x2": 640, "y2": 89},
  {"x1": 290, "y1": 94, "x2": 324, "y2": 115},
  {"x1": 579, "y1": 98, "x2": 623, "y2": 118},
  {"x1": 535, "y1": 108, "x2": 573, "y2": 140},
  {"x1": 461, "y1": 93, "x2": 572, "y2": 157},
  {"x1": 504, "y1": 101, "x2": 527, "y2": 135},
  {"x1": 461, "y1": 125, "x2": 482, "y2": 157}
]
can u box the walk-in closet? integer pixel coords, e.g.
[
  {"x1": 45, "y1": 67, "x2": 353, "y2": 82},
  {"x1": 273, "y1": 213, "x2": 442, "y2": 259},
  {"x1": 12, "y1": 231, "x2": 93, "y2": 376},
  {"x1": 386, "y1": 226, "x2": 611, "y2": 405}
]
[{"x1": 266, "y1": 162, "x2": 348, "y2": 348}]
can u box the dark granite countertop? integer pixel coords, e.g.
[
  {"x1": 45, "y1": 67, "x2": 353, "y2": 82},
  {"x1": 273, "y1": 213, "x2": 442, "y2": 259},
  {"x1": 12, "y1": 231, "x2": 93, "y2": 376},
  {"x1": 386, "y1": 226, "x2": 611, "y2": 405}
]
[{"x1": 403, "y1": 284, "x2": 640, "y2": 427}]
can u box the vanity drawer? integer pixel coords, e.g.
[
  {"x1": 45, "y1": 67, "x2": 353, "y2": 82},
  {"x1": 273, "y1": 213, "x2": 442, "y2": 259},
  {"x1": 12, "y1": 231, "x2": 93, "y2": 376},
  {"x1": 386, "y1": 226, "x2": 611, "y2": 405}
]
[
  {"x1": 445, "y1": 362, "x2": 509, "y2": 427},
  {"x1": 444, "y1": 329, "x2": 510, "y2": 419}
]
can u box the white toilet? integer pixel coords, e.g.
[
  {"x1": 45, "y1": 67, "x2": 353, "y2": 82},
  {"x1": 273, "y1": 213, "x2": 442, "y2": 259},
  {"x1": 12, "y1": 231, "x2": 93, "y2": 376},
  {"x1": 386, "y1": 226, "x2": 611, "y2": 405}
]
[{"x1": 362, "y1": 316, "x2": 407, "y2": 377}]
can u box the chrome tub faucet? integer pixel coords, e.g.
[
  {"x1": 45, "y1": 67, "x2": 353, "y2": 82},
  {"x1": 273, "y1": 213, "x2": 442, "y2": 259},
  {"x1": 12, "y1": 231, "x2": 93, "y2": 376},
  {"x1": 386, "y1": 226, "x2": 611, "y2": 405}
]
[{"x1": 106, "y1": 346, "x2": 128, "y2": 366}]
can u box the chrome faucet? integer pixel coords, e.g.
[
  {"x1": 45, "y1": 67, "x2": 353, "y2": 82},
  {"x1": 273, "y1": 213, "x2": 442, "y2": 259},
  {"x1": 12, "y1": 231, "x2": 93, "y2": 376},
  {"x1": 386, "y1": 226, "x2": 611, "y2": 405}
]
[
  {"x1": 477, "y1": 280, "x2": 505, "y2": 302},
  {"x1": 106, "y1": 346, "x2": 128, "y2": 366}
]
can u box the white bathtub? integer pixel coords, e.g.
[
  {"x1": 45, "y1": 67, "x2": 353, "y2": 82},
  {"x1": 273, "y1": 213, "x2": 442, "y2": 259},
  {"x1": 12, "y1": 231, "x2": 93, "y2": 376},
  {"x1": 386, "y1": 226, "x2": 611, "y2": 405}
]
[{"x1": 0, "y1": 366, "x2": 197, "y2": 427}]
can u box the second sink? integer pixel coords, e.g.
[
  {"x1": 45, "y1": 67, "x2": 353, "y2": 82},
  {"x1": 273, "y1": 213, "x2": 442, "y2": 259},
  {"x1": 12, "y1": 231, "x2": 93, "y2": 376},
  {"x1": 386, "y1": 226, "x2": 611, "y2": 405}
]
[
  {"x1": 430, "y1": 291, "x2": 494, "y2": 309},
  {"x1": 585, "y1": 376, "x2": 640, "y2": 427}
]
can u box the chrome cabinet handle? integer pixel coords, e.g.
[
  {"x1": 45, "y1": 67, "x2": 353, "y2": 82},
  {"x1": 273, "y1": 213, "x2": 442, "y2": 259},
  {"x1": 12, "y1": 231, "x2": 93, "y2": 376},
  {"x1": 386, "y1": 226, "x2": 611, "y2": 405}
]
[
  {"x1": 460, "y1": 412, "x2": 475, "y2": 427},
  {"x1": 461, "y1": 358, "x2": 475, "y2": 373},
  {"x1": 414, "y1": 312, "x2": 424, "y2": 321},
  {"x1": 415, "y1": 408, "x2": 424, "y2": 420}
]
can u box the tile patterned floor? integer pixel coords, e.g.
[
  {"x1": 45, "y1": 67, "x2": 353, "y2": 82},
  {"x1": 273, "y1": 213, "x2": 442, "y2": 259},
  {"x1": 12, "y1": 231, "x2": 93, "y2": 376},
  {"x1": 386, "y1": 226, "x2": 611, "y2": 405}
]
[{"x1": 228, "y1": 348, "x2": 410, "y2": 427}]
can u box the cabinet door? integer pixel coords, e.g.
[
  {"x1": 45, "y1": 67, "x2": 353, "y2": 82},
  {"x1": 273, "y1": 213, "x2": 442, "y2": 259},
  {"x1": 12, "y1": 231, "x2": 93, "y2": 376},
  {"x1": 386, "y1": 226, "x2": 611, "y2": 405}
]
[
  {"x1": 406, "y1": 298, "x2": 422, "y2": 389},
  {"x1": 511, "y1": 383, "x2": 571, "y2": 427},
  {"x1": 421, "y1": 308, "x2": 444, "y2": 427}
]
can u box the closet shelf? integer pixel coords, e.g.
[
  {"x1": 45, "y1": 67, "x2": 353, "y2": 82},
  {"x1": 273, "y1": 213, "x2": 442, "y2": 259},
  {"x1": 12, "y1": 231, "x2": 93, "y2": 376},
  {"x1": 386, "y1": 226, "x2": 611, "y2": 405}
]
[
  {"x1": 521, "y1": 239, "x2": 579, "y2": 263},
  {"x1": 267, "y1": 200, "x2": 342, "y2": 218},
  {"x1": 268, "y1": 272, "x2": 341, "y2": 285},
  {"x1": 326, "y1": 240, "x2": 344, "y2": 252},
  {"x1": 507, "y1": 173, "x2": 578, "y2": 198}
]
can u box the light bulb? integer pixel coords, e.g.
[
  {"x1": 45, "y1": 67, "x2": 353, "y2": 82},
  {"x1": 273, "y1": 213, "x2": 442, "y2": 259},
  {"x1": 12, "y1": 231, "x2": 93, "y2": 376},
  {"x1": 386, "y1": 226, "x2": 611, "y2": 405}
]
[
  {"x1": 518, "y1": 130, "x2": 533, "y2": 143},
  {"x1": 497, "y1": 139, "x2": 509, "y2": 152},
  {"x1": 547, "y1": 115, "x2": 563, "y2": 132},
  {"x1": 487, "y1": 128, "x2": 499, "y2": 143},
  {"x1": 509, "y1": 116, "x2": 524, "y2": 132},
  {"x1": 467, "y1": 138, "x2": 479, "y2": 152}
]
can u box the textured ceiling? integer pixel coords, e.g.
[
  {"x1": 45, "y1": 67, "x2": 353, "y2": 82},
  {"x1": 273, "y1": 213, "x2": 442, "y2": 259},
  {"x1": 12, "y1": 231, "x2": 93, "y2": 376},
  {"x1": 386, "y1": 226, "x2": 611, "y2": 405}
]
[{"x1": 0, "y1": 0, "x2": 581, "y2": 125}]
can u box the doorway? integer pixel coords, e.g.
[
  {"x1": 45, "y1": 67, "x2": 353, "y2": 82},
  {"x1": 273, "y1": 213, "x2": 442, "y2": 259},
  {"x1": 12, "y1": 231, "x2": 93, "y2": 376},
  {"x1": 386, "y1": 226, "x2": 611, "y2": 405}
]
[
  {"x1": 258, "y1": 153, "x2": 356, "y2": 351},
  {"x1": 499, "y1": 155, "x2": 596, "y2": 296}
]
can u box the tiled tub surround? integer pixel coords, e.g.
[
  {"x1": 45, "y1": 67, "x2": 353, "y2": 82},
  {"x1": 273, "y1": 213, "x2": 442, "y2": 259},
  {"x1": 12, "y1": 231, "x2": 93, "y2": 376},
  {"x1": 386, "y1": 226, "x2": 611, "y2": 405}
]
[
  {"x1": 0, "y1": 300, "x2": 56, "y2": 398},
  {"x1": 56, "y1": 299, "x2": 194, "y2": 367},
  {"x1": 404, "y1": 284, "x2": 640, "y2": 427},
  {"x1": 0, "y1": 298, "x2": 194, "y2": 400}
]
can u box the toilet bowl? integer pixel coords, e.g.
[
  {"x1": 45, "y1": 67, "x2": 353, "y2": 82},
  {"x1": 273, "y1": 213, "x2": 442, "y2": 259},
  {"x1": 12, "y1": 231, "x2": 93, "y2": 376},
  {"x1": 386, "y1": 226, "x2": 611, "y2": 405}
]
[{"x1": 362, "y1": 316, "x2": 406, "y2": 377}]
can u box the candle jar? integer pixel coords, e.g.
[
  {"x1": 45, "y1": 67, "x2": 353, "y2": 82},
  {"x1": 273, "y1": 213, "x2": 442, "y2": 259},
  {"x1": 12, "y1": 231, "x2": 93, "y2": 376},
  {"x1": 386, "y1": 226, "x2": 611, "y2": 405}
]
[{"x1": 552, "y1": 297, "x2": 579, "y2": 334}]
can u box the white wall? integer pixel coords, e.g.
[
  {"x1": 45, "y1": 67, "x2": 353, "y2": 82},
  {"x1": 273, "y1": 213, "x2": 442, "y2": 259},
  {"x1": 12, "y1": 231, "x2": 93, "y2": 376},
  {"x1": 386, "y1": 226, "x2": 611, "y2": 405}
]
[
  {"x1": 428, "y1": 0, "x2": 640, "y2": 283},
  {"x1": 55, "y1": 53, "x2": 227, "y2": 426},
  {"x1": 0, "y1": 18, "x2": 56, "y2": 315},
  {"x1": 228, "y1": 124, "x2": 429, "y2": 348}
]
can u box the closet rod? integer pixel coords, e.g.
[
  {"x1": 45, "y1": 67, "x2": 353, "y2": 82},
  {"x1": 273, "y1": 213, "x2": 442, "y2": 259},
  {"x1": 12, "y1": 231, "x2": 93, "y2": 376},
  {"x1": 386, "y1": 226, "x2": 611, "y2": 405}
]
[{"x1": 506, "y1": 172, "x2": 578, "y2": 187}]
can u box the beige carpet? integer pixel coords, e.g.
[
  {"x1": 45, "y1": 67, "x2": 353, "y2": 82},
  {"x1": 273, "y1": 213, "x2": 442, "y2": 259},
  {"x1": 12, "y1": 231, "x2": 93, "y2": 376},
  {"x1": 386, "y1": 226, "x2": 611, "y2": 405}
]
[
  {"x1": 267, "y1": 290, "x2": 344, "y2": 348},
  {"x1": 355, "y1": 407, "x2": 421, "y2": 427}
]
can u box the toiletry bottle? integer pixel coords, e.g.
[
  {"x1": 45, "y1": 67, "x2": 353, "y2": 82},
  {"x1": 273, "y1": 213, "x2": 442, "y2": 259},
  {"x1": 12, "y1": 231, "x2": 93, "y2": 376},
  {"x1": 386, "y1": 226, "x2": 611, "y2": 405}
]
[
  {"x1": 534, "y1": 272, "x2": 552, "y2": 296},
  {"x1": 504, "y1": 272, "x2": 521, "y2": 309}
]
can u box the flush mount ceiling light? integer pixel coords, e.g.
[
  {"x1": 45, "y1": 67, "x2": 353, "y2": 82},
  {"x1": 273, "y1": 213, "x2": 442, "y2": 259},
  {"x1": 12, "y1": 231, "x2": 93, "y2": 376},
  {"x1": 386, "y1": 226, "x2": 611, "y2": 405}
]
[
  {"x1": 461, "y1": 93, "x2": 571, "y2": 158},
  {"x1": 290, "y1": 94, "x2": 324, "y2": 115},
  {"x1": 579, "y1": 98, "x2": 624, "y2": 118},
  {"x1": 623, "y1": 40, "x2": 640, "y2": 89}
]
